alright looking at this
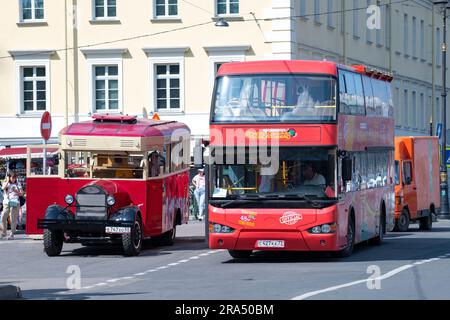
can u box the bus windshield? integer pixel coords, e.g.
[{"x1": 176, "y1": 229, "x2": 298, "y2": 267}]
[
  {"x1": 210, "y1": 147, "x2": 336, "y2": 200},
  {"x1": 212, "y1": 75, "x2": 336, "y2": 122}
]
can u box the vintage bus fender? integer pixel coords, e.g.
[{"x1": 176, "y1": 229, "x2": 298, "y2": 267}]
[
  {"x1": 44, "y1": 205, "x2": 73, "y2": 221},
  {"x1": 110, "y1": 206, "x2": 141, "y2": 223}
]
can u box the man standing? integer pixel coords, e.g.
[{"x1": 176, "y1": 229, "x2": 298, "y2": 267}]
[{"x1": 192, "y1": 168, "x2": 206, "y2": 221}]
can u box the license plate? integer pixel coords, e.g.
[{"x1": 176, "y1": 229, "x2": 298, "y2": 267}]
[
  {"x1": 256, "y1": 240, "x2": 285, "y2": 248},
  {"x1": 105, "y1": 227, "x2": 131, "y2": 234}
]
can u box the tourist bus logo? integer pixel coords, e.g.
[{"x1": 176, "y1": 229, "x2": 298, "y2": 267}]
[{"x1": 280, "y1": 211, "x2": 302, "y2": 226}]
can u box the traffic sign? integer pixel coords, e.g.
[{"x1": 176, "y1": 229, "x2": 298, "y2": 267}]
[
  {"x1": 446, "y1": 147, "x2": 450, "y2": 168},
  {"x1": 40, "y1": 111, "x2": 52, "y2": 141},
  {"x1": 437, "y1": 123, "x2": 443, "y2": 139}
]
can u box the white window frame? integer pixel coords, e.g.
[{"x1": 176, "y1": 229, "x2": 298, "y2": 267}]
[
  {"x1": 153, "y1": 0, "x2": 179, "y2": 19},
  {"x1": 19, "y1": 0, "x2": 45, "y2": 22},
  {"x1": 92, "y1": 0, "x2": 117, "y2": 20},
  {"x1": 203, "y1": 45, "x2": 249, "y2": 95},
  {"x1": 215, "y1": 0, "x2": 239, "y2": 17},
  {"x1": 143, "y1": 47, "x2": 188, "y2": 114},
  {"x1": 93, "y1": 65, "x2": 120, "y2": 112},
  {"x1": 9, "y1": 50, "x2": 53, "y2": 116},
  {"x1": 81, "y1": 49, "x2": 126, "y2": 114}
]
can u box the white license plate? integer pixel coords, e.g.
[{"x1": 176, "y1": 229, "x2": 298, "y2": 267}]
[
  {"x1": 105, "y1": 227, "x2": 131, "y2": 234},
  {"x1": 256, "y1": 240, "x2": 285, "y2": 248}
]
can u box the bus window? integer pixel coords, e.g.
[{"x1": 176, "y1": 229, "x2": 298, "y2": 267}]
[
  {"x1": 362, "y1": 76, "x2": 375, "y2": 116},
  {"x1": 343, "y1": 72, "x2": 357, "y2": 113},
  {"x1": 371, "y1": 79, "x2": 384, "y2": 116},
  {"x1": 339, "y1": 72, "x2": 347, "y2": 114},
  {"x1": 386, "y1": 83, "x2": 394, "y2": 118},
  {"x1": 341, "y1": 71, "x2": 364, "y2": 116},
  {"x1": 354, "y1": 74, "x2": 365, "y2": 115}
]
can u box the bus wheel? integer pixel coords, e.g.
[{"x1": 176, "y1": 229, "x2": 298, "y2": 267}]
[
  {"x1": 122, "y1": 218, "x2": 143, "y2": 256},
  {"x1": 228, "y1": 250, "x2": 252, "y2": 259},
  {"x1": 43, "y1": 229, "x2": 64, "y2": 257},
  {"x1": 394, "y1": 209, "x2": 410, "y2": 232},
  {"x1": 152, "y1": 225, "x2": 176, "y2": 246},
  {"x1": 419, "y1": 214, "x2": 433, "y2": 231},
  {"x1": 335, "y1": 215, "x2": 355, "y2": 258},
  {"x1": 369, "y1": 211, "x2": 385, "y2": 246}
]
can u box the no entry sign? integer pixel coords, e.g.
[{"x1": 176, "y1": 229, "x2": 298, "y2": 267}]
[{"x1": 40, "y1": 111, "x2": 52, "y2": 141}]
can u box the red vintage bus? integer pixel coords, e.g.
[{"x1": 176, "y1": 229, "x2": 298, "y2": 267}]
[
  {"x1": 208, "y1": 60, "x2": 396, "y2": 258},
  {"x1": 26, "y1": 114, "x2": 191, "y2": 256}
]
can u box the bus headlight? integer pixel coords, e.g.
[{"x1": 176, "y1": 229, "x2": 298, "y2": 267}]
[
  {"x1": 65, "y1": 194, "x2": 74, "y2": 205},
  {"x1": 107, "y1": 195, "x2": 116, "y2": 206},
  {"x1": 210, "y1": 223, "x2": 234, "y2": 234},
  {"x1": 308, "y1": 223, "x2": 337, "y2": 234}
]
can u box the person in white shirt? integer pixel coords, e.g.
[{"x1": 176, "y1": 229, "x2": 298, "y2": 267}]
[
  {"x1": 1, "y1": 172, "x2": 23, "y2": 240},
  {"x1": 192, "y1": 168, "x2": 206, "y2": 221},
  {"x1": 302, "y1": 163, "x2": 326, "y2": 186}
]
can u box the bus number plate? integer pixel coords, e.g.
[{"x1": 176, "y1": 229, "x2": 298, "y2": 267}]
[
  {"x1": 105, "y1": 227, "x2": 131, "y2": 234},
  {"x1": 257, "y1": 240, "x2": 285, "y2": 248}
]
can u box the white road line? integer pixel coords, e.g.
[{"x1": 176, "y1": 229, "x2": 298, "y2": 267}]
[
  {"x1": 177, "y1": 259, "x2": 189, "y2": 263},
  {"x1": 189, "y1": 256, "x2": 200, "y2": 260},
  {"x1": 95, "y1": 283, "x2": 107, "y2": 286},
  {"x1": 134, "y1": 272, "x2": 146, "y2": 276},
  {"x1": 168, "y1": 263, "x2": 179, "y2": 266},
  {"x1": 292, "y1": 255, "x2": 444, "y2": 300},
  {"x1": 82, "y1": 286, "x2": 94, "y2": 290},
  {"x1": 106, "y1": 278, "x2": 121, "y2": 283},
  {"x1": 199, "y1": 253, "x2": 210, "y2": 256}
]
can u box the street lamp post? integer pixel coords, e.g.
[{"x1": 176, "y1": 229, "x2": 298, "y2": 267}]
[{"x1": 436, "y1": 1, "x2": 450, "y2": 219}]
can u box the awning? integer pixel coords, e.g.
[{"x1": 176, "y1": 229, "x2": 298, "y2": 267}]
[{"x1": 0, "y1": 147, "x2": 58, "y2": 160}]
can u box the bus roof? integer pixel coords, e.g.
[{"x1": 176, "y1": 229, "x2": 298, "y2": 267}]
[
  {"x1": 60, "y1": 117, "x2": 190, "y2": 138},
  {"x1": 216, "y1": 60, "x2": 346, "y2": 77}
]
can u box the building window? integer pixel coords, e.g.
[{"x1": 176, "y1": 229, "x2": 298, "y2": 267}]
[
  {"x1": 420, "y1": 92, "x2": 425, "y2": 130},
  {"x1": 420, "y1": 20, "x2": 425, "y2": 60},
  {"x1": 20, "y1": 0, "x2": 44, "y2": 21},
  {"x1": 155, "y1": 64, "x2": 180, "y2": 110},
  {"x1": 385, "y1": 5, "x2": 390, "y2": 48},
  {"x1": 314, "y1": 0, "x2": 320, "y2": 24},
  {"x1": 404, "y1": 89, "x2": 408, "y2": 127},
  {"x1": 22, "y1": 66, "x2": 47, "y2": 112},
  {"x1": 436, "y1": 28, "x2": 441, "y2": 66},
  {"x1": 216, "y1": 0, "x2": 239, "y2": 16},
  {"x1": 394, "y1": 87, "x2": 400, "y2": 126},
  {"x1": 155, "y1": 0, "x2": 178, "y2": 18},
  {"x1": 327, "y1": 0, "x2": 333, "y2": 27},
  {"x1": 353, "y1": 0, "x2": 359, "y2": 38},
  {"x1": 300, "y1": 0, "x2": 307, "y2": 17},
  {"x1": 403, "y1": 14, "x2": 408, "y2": 56},
  {"x1": 412, "y1": 16, "x2": 417, "y2": 58},
  {"x1": 94, "y1": 0, "x2": 116, "y2": 19},
  {"x1": 93, "y1": 65, "x2": 119, "y2": 111},
  {"x1": 411, "y1": 91, "x2": 417, "y2": 128}
]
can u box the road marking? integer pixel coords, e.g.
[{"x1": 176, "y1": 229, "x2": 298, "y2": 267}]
[
  {"x1": 106, "y1": 278, "x2": 121, "y2": 283},
  {"x1": 199, "y1": 253, "x2": 210, "y2": 256},
  {"x1": 168, "y1": 263, "x2": 179, "y2": 266},
  {"x1": 292, "y1": 255, "x2": 444, "y2": 300},
  {"x1": 134, "y1": 272, "x2": 146, "y2": 276},
  {"x1": 177, "y1": 259, "x2": 189, "y2": 263}
]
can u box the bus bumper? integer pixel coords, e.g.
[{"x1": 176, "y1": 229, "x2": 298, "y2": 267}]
[{"x1": 209, "y1": 230, "x2": 339, "y2": 251}]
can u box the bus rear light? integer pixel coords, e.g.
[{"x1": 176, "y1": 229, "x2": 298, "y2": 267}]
[
  {"x1": 308, "y1": 223, "x2": 337, "y2": 234},
  {"x1": 210, "y1": 223, "x2": 234, "y2": 234}
]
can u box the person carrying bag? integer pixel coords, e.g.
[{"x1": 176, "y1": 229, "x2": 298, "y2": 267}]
[{"x1": 1, "y1": 172, "x2": 23, "y2": 240}]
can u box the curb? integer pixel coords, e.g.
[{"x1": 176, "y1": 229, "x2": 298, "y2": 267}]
[{"x1": 0, "y1": 286, "x2": 22, "y2": 300}]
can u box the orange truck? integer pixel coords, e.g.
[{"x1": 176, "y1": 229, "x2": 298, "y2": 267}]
[{"x1": 394, "y1": 136, "x2": 440, "y2": 232}]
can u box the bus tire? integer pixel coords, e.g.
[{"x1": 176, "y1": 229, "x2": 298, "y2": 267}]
[
  {"x1": 43, "y1": 229, "x2": 64, "y2": 257},
  {"x1": 370, "y1": 210, "x2": 385, "y2": 246},
  {"x1": 228, "y1": 250, "x2": 252, "y2": 259},
  {"x1": 394, "y1": 209, "x2": 409, "y2": 232},
  {"x1": 335, "y1": 214, "x2": 355, "y2": 258},
  {"x1": 122, "y1": 218, "x2": 143, "y2": 256},
  {"x1": 419, "y1": 213, "x2": 433, "y2": 231}
]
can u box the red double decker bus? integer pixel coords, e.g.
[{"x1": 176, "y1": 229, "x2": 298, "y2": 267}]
[{"x1": 207, "y1": 60, "x2": 396, "y2": 258}]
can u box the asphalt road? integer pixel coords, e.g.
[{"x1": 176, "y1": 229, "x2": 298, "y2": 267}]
[{"x1": 1, "y1": 220, "x2": 450, "y2": 300}]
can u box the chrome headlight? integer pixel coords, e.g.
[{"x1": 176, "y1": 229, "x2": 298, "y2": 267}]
[
  {"x1": 65, "y1": 194, "x2": 74, "y2": 205},
  {"x1": 107, "y1": 195, "x2": 116, "y2": 206}
]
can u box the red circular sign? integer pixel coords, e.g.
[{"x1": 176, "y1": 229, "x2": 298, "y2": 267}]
[{"x1": 40, "y1": 111, "x2": 52, "y2": 141}]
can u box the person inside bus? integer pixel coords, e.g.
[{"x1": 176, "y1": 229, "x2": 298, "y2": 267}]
[
  {"x1": 296, "y1": 85, "x2": 315, "y2": 109},
  {"x1": 301, "y1": 162, "x2": 326, "y2": 186},
  {"x1": 148, "y1": 151, "x2": 161, "y2": 177}
]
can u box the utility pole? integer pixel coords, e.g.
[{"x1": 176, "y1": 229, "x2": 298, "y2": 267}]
[{"x1": 435, "y1": 1, "x2": 450, "y2": 219}]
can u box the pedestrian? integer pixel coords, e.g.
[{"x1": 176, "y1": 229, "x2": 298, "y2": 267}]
[
  {"x1": 1, "y1": 172, "x2": 23, "y2": 240},
  {"x1": 192, "y1": 168, "x2": 206, "y2": 221}
]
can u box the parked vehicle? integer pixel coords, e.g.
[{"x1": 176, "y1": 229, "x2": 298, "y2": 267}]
[
  {"x1": 394, "y1": 136, "x2": 440, "y2": 231},
  {"x1": 26, "y1": 114, "x2": 191, "y2": 256}
]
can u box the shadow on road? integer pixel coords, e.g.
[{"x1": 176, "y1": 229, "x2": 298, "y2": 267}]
[{"x1": 21, "y1": 288, "x2": 143, "y2": 300}]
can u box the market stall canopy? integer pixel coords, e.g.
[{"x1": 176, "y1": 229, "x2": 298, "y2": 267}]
[{"x1": 0, "y1": 147, "x2": 58, "y2": 159}]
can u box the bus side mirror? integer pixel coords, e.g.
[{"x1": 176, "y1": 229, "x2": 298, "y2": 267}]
[{"x1": 342, "y1": 157, "x2": 352, "y2": 182}]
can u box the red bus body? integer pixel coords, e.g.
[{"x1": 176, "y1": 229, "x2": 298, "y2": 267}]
[
  {"x1": 26, "y1": 115, "x2": 190, "y2": 256},
  {"x1": 208, "y1": 60, "x2": 396, "y2": 256}
]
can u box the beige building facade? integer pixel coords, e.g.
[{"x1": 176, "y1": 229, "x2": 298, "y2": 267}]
[{"x1": 0, "y1": 0, "x2": 446, "y2": 147}]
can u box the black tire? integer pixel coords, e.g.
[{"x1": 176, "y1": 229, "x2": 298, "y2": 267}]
[
  {"x1": 43, "y1": 229, "x2": 64, "y2": 257},
  {"x1": 369, "y1": 211, "x2": 385, "y2": 246},
  {"x1": 228, "y1": 250, "x2": 252, "y2": 259},
  {"x1": 394, "y1": 209, "x2": 410, "y2": 232},
  {"x1": 419, "y1": 213, "x2": 433, "y2": 231},
  {"x1": 335, "y1": 214, "x2": 355, "y2": 258},
  {"x1": 122, "y1": 218, "x2": 143, "y2": 256}
]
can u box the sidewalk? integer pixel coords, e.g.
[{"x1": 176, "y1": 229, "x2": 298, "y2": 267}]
[{"x1": 177, "y1": 220, "x2": 206, "y2": 240}]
